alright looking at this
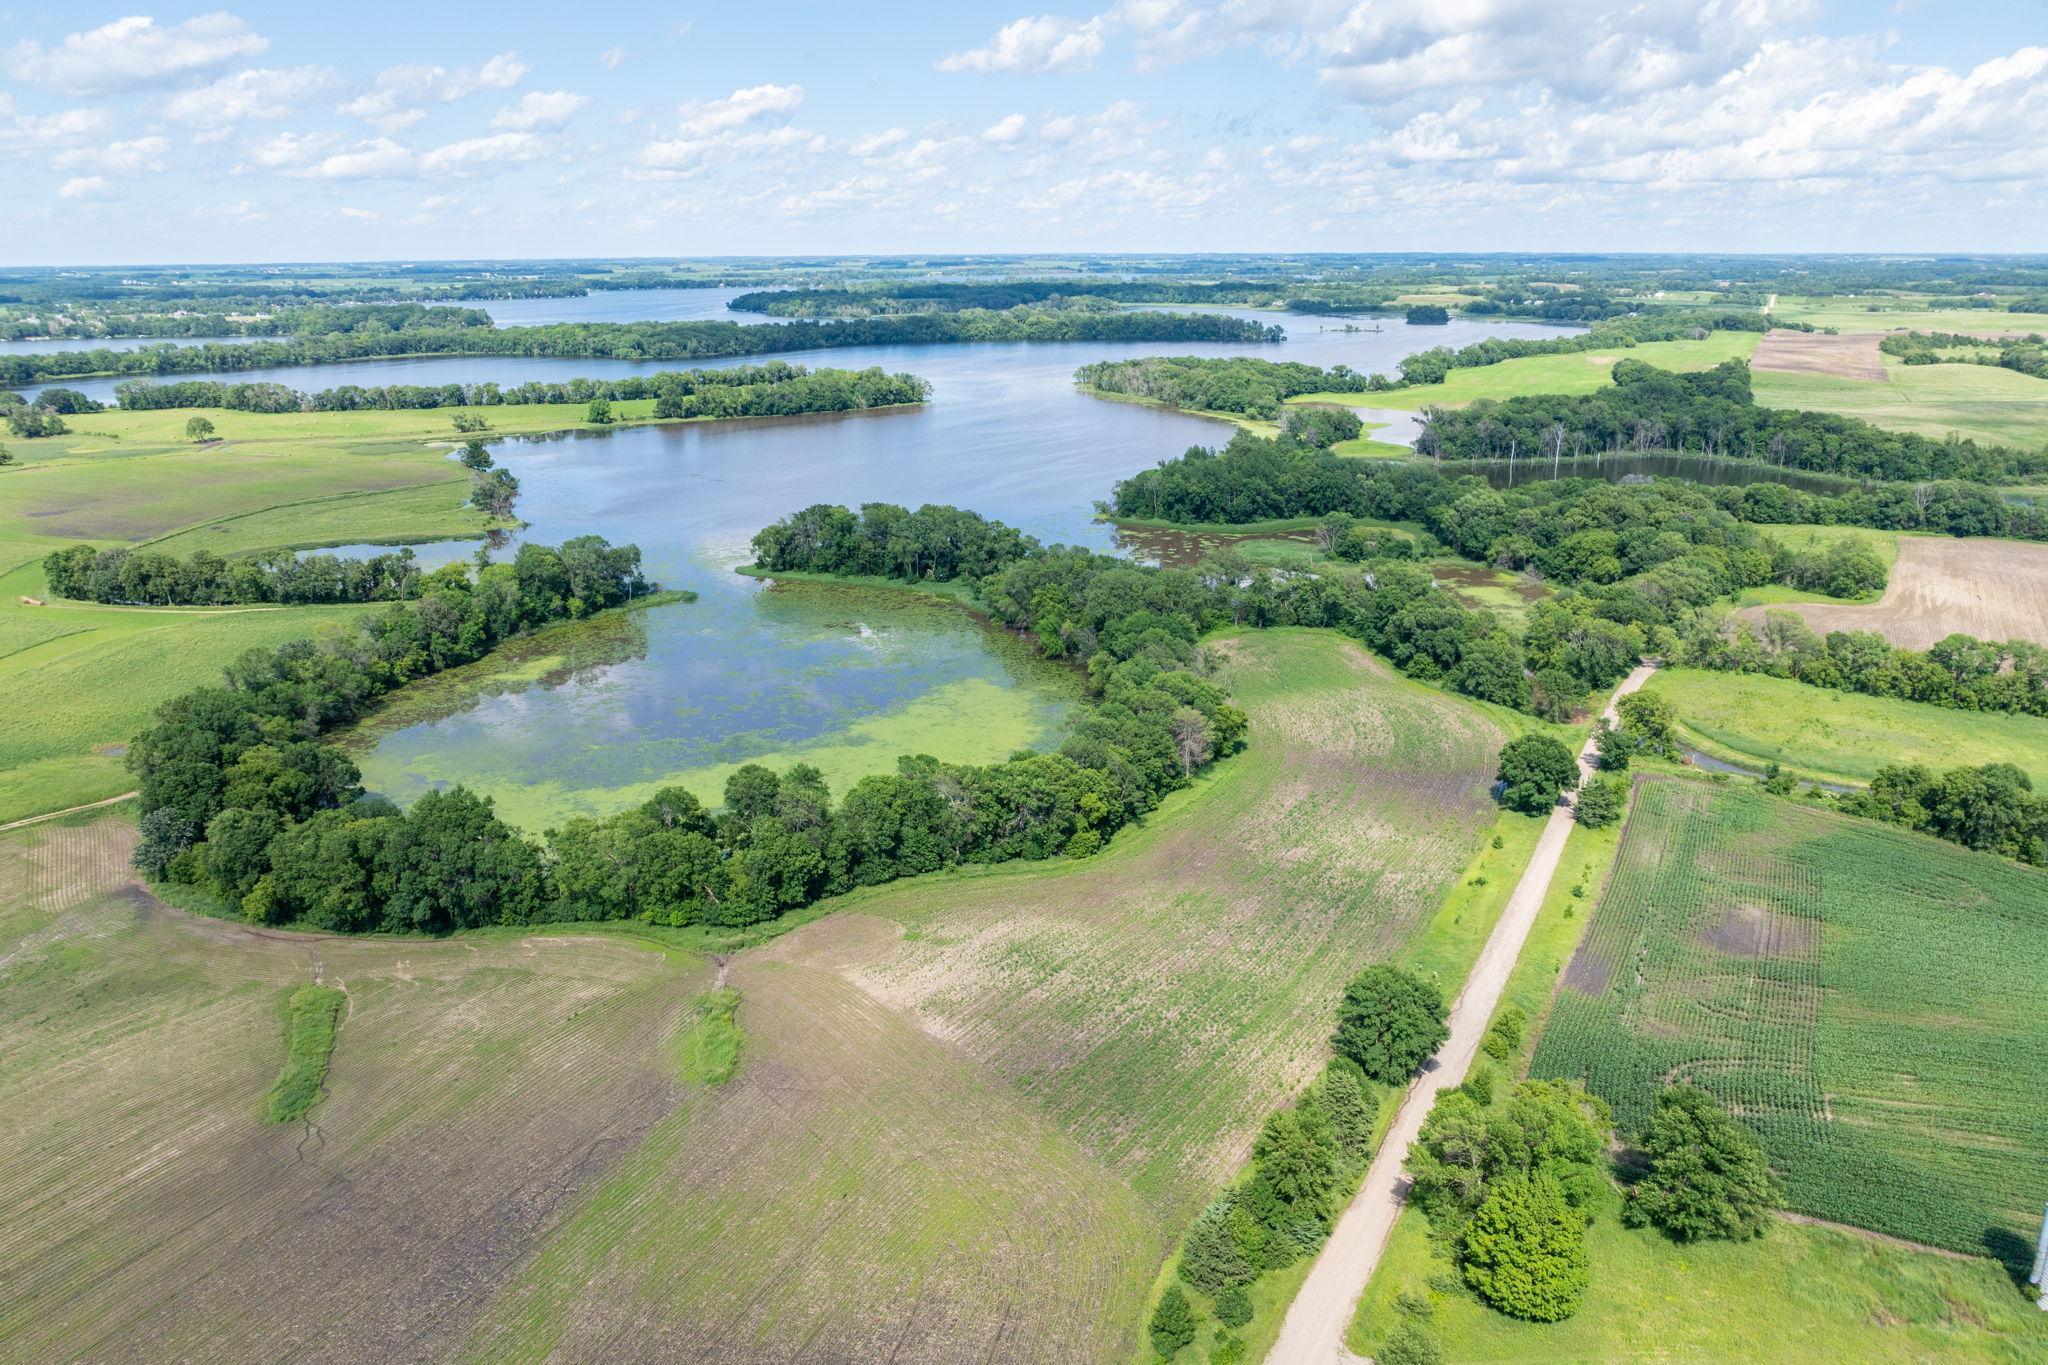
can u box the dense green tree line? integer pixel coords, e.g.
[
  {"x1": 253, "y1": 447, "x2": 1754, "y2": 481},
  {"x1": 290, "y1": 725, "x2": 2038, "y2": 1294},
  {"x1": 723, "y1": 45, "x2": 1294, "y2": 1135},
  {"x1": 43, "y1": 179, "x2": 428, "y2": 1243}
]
[
  {"x1": 130, "y1": 539, "x2": 663, "y2": 928},
  {"x1": 44, "y1": 543, "x2": 429, "y2": 606},
  {"x1": 1419, "y1": 359, "x2": 2046, "y2": 483},
  {"x1": 0, "y1": 307, "x2": 1278, "y2": 386},
  {"x1": 1878, "y1": 330, "x2": 2048, "y2": 379},
  {"x1": 1687, "y1": 611, "x2": 2048, "y2": 718},
  {"x1": 729, "y1": 280, "x2": 1295, "y2": 317},
  {"x1": 1837, "y1": 762, "x2": 2047, "y2": 865},
  {"x1": 109, "y1": 364, "x2": 928, "y2": 415}
]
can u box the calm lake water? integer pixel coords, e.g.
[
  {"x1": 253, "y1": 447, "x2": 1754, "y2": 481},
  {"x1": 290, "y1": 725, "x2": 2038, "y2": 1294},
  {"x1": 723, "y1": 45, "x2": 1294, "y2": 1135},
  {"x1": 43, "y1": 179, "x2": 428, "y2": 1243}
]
[{"x1": 47, "y1": 293, "x2": 1577, "y2": 826}]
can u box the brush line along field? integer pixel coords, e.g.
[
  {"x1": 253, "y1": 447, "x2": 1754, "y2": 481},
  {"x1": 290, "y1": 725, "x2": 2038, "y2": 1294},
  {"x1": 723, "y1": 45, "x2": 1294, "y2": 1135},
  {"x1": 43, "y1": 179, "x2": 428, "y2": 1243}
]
[
  {"x1": 0, "y1": 629, "x2": 1511, "y2": 1360},
  {"x1": 1531, "y1": 777, "x2": 2048, "y2": 1263},
  {"x1": 1739, "y1": 534, "x2": 2048, "y2": 650}
]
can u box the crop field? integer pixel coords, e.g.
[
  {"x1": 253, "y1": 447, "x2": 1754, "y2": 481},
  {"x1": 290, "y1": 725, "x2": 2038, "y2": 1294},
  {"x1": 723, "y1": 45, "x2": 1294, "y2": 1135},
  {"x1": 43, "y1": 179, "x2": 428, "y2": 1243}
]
[
  {"x1": 0, "y1": 629, "x2": 1515, "y2": 1360},
  {"x1": 1646, "y1": 667, "x2": 2048, "y2": 789},
  {"x1": 0, "y1": 812, "x2": 705, "y2": 1361},
  {"x1": 1287, "y1": 332, "x2": 1761, "y2": 412},
  {"x1": 1752, "y1": 360, "x2": 2048, "y2": 449},
  {"x1": 1768, "y1": 295, "x2": 2048, "y2": 336},
  {"x1": 1741, "y1": 533, "x2": 2048, "y2": 649},
  {"x1": 1749, "y1": 329, "x2": 1887, "y2": 381},
  {"x1": 1531, "y1": 777, "x2": 2048, "y2": 1261}
]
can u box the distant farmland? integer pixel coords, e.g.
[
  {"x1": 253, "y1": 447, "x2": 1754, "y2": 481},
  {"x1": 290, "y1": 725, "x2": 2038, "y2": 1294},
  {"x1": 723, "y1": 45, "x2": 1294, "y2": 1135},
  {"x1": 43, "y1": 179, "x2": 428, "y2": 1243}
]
[{"x1": 1532, "y1": 777, "x2": 2048, "y2": 1263}]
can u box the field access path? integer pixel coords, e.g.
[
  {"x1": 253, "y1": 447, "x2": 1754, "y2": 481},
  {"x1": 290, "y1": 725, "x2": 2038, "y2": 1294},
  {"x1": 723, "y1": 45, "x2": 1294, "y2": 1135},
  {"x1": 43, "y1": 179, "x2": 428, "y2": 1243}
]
[{"x1": 1269, "y1": 662, "x2": 1657, "y2": 1365}]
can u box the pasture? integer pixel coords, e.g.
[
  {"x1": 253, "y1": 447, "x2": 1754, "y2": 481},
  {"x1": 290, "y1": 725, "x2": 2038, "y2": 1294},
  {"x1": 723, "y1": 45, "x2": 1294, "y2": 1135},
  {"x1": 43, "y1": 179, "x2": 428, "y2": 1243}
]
[
  {"x1": 1352, "y1": 1198, "x2": 2048, "y2": 1363},
  {"x1": 1768, "y1": 295, "x2": 2048, "y2": 336},
  {"x1": 0, "y1": 417, "x2": 498, "y2": 823},
  {"x1": 1752, "y1": 360, "x2": 2048, "y2": 450},
  {"x1": 1741, "y1": 533, "x2": 2048, "y2": 649},
  {"x1": 1646, "y1": 667, "x2": 2048, "y2": 789},
  {"x1": 1531, "y1": 777, "x2": 2048, "y2": 1261},
  {"x1": 0, "y1": 629, "x2": 1520, "y2": 1360},
  {"x1": 1287, "y1": 332, "x2": 1761, "y2": 412}
]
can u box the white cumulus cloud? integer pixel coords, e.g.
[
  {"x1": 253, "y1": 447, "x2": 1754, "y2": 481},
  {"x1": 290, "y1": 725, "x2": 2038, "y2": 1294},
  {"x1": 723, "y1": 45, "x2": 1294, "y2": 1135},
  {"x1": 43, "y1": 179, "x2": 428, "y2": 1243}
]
[
  {"x1": 6, "y1": 12, "x2": 269, "y2": 95},
  {"x1": 58, "y1": 174, "x2": 112, "y2": 199},
  {"x1": 492, "y1": 90, "x2": 589, "y2": 130},
  {"x1": 938, "y1": 15, "x2": 1107, "y2": 73},
  {"x1": 165, "y1": 66, "x2": 330, "y2": 131},
  {"x1": 340, "y1": 52, "x2": 530, "y2": 131}
]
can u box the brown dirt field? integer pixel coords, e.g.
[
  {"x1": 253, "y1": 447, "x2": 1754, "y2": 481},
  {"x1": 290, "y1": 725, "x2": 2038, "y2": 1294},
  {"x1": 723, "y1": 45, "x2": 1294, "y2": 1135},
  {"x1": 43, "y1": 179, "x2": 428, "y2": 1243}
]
[
  {"x1": 0, "y1": 816, "x2": 699, "y2": 1363},
  {"x1": 1751, "y1": 329, "x2": 1889, "y2": 383},
  {"x1": 1742, "y1": 535, "x2": 2048, "y2": 649}
]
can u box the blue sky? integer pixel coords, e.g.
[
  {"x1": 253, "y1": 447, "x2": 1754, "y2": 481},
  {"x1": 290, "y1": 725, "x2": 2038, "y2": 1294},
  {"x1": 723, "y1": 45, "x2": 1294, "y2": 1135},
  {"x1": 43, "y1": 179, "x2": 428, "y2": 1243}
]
[{"x1": 2, "y1": 2, "x2": 2044, "y2": 263}]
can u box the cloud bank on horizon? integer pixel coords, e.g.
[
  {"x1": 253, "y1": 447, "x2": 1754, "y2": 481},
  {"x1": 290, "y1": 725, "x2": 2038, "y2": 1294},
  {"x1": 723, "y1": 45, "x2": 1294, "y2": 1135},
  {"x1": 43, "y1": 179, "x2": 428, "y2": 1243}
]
[{"x1": 1, "y1": 1, "x2": 2042, "y2": 262}]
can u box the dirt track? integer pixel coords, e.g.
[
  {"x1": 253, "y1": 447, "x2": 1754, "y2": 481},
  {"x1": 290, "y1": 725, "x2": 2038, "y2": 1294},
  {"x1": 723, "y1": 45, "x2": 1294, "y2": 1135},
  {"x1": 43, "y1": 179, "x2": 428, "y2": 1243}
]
[
  {"x1": 1267, "y1": 663, "x2": 1657, "y2": 1365},
  {"x1": 1750, "y1": 329, "x2": 1887, "y2": 382},
  {"x1": 1742, "y1": 535, "x2": 2048, "y2": 649}
]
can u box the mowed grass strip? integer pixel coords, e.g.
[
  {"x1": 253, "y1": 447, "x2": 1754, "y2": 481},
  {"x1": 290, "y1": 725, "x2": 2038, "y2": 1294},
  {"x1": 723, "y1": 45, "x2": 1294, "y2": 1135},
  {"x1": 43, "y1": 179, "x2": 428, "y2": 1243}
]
[
  {"x1": 264, "y1": 984, "x2": 348, "y2": 1123},
  {"x1": 1646, "y1": 667, "x2": 2048, "y2": 789},
  {"x1": 1530, "y1": 777, "x2": 2048, "y2": 1262}
]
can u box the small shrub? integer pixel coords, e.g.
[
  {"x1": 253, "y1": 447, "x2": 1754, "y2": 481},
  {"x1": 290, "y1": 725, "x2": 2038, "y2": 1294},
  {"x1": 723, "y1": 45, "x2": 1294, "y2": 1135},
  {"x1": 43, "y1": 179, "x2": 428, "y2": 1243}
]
[
  {"x1": 1213, "y1": 1282, "x2": 1253, "y2": 1329},
  {"x1": 1459, "y1": 1063, "x2": 1496, "y2": 1106},
  {"x1": 1393, "y1": 1287, "x2": 1435, "y2": 1320},
  {"x1": 1378, "y1": 1320, "x2": 1446, "y2": 1365},
  {"x1": 1575, "y1": 774, "x2": 1627, "y2": 828},
  {"x1": 1480, "y1": 1004, "x2": 1527, "y2": 1063}
]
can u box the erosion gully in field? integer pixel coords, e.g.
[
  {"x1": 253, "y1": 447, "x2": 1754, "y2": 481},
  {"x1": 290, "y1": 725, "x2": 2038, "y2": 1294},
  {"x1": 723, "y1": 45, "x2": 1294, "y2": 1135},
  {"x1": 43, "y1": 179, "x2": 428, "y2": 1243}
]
[{"x1": 0, "y1": 630, "x2": 1507, "y2": 1361}]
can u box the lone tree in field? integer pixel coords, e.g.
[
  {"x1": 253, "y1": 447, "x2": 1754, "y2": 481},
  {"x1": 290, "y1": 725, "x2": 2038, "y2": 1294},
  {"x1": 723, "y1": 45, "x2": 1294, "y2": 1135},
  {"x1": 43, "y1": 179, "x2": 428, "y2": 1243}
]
[
  {"x1": 1332, "y1": 964, "x2": 1447, "y2": 1084},
  {"x1": 1624, "y1": 1085, "x2": 1783, "y2": 1241},
  {"x1": 184, "y1": 415, "x2": 215, "y2": 442},
  {"x1": 458, "y1": 438, "x2": 494, "y2": 471},
  {"x1": 1497, "y1": 734, "x2": 1579, "y2": 814},
  {"x1": 1460, "y1": 1171, "x2": 1590, "y2": 1322},
  {"x1": 586, "y1": 395, "x2": 615, "y2": 425}
]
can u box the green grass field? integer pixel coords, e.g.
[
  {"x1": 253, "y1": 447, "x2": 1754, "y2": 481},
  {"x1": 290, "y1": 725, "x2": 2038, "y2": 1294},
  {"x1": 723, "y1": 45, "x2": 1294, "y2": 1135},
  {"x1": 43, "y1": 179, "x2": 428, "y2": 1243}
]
[
  {"x1": 1352, "y1": 1200, "x2": 2048, "y2": 1364},
  {"x1": 1769, "y1": 295, "x2": 2048, "y2": 336},
  {"x1": 1647, "y1": 667, "x2": 2048, "y2": 788},
  {"x1": 1531, "y1": 777, "x2": 2048, "y2": 1261},
  {"x1": 1753, "y1": 360, "x2": 2048, "y2": 450},
  {"x1": 1287, "y1": 333, "x2": 1762, "y2": 412}
]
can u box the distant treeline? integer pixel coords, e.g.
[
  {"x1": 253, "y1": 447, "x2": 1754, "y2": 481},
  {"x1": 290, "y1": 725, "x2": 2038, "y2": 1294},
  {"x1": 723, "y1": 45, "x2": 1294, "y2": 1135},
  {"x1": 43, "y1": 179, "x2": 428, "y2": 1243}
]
[
  {"x1": 0, "y1": 308, "x2": 1278, "y2": 386},
  {"x1": 1878, "y1": 331, "x2": 2048, "y2": 379},
  {"x1": 0, "y1": 302, "x2": 490, "y2": 343},
  {"x1": 45, "y1": 543, "x2": 429, "y2": 607},
  {"x1": 131, "y1": 538, "x2": 677, "y2": 933},
  {"x1": 111, "y1": 363, "x2": 929, "y2": 415},
  {"x1": 1418, "y1": 360, "x2": 2048, "y2": 484},
  {"x1": 729, "y1": 280, "x2": 1295, "y2": 317},
  {"x1": 1074, "y1": 313, "x2": 1784, "y2": 420}
]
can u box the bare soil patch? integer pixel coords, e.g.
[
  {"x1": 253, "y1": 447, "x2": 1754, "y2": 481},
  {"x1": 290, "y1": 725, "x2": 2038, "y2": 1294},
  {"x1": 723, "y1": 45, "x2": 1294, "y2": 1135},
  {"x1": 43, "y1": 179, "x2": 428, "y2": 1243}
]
[
  {"x1": 1743, "y1": 535, "x2": 2048, "y2": 649},
  {"x1": 1698, "y1": 902, "x2": 1819, "y2": 959},
  {"x1": 1752, "y1": 329, "x2": 1888, "y2": 383}
]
